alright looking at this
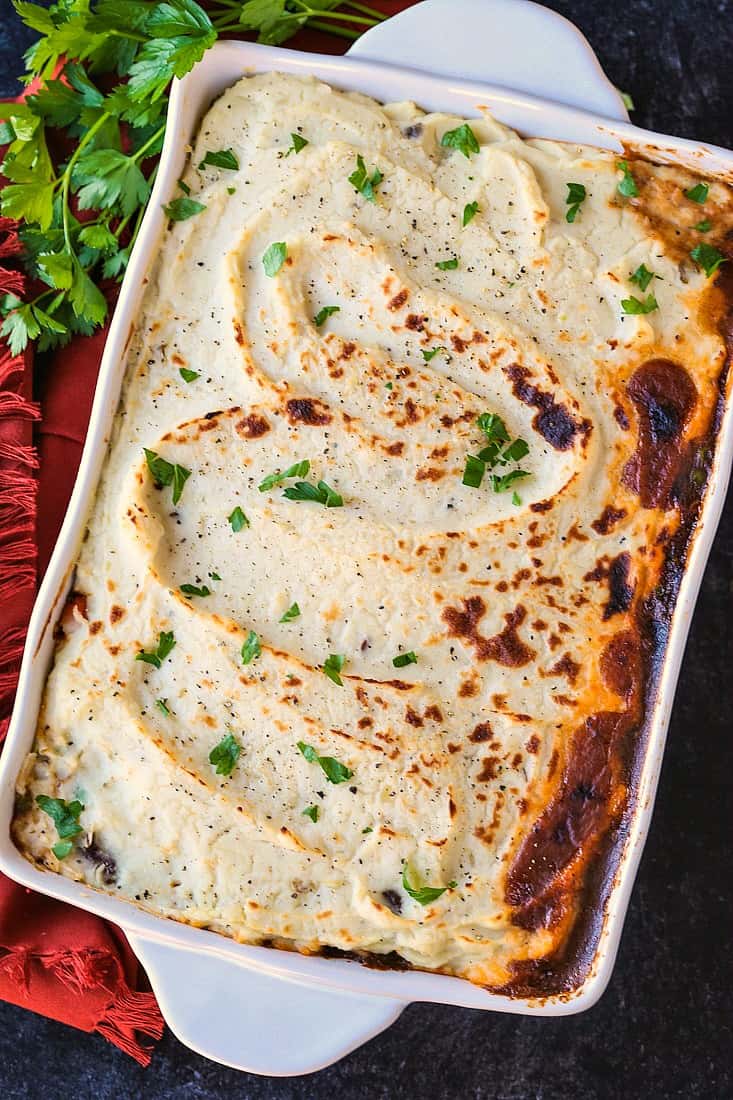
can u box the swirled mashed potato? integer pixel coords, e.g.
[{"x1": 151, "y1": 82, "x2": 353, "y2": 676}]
[{"x1": 13, "y1": 73, "x2": 731, "y2": 992}]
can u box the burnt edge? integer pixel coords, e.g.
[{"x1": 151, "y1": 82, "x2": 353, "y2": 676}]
[{"x1": 308, "y1": 271, "x2": 733, "y2": 1002}]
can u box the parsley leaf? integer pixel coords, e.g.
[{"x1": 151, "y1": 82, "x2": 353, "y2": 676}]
[
  {"x1": 302, "y1": 804, "x2": 319, "y2": 823},
  {"x1": 440, "y1": 123, "x2": 480, "y2": 158},
  {"x1": 684, "y1": 182, "x2": 709, "y2": 204},
  {"x1": 143, "y1": 448, "x2": 191, "y2": 504},
  {"x1": 228, "y1": 506, "x2": 249, "y2": 532},
  {"x1": 435, "y1": 257, "x2": 458, "y2": 271},
  {"x1": 629, "y1": 263, "x2": 656, "y2": 292},
  {"x1": 280, "y1": 132, "x2": 308, "y2": 158},
  {"x1": 392, "y1": 651, "x2": 417, "y2": 668},
  {"x1": 282, "y1": 480, "x2": 343, "y2": 507},
  {"x1": 401, "y1": 863, "x2": 456, "y2": 906},
  {"x1": 314, "y1": 304, "x2": 340, "y2": 327},
  {"x1": 72, "y1": 149, "x2": 150, "y2": 217},
  {"x1": 621, "y1": 294, "x2": 659, "y2": 315},
  {"x1": 52, "y1": 840, "x2": 74, "y2": 860},
  {"x1": 263, "y1": 240, "x2": 287, "y2": 276},
  {"x1": 209, "y1": 732, "x2": 241, "y2": 776},
  {"x1": 462, "y1": 200, "x2": 479, "y2": 226},
  {"x1": 241, "y1": 630, "x2": 261, "y2": 665},
  {"x1": 280, "y1": 602, "x2": 300, "y2": 622},
  {"x1": 156, "y1": 698, "x2": 171, "y2": 716},
  {"x1": 163, "y1": 195, "x2": 206, "y2": 221},
  {"x1": 565, "y1": 182, "x2": 586, "y2": 223},
  {"x1": 694, "y1": 219, "x2": 711, "y2": 233},
  {"x1": 180, "y1": 583, "x2": 210, "y2": 597},
  {"x1": 179, "y1": 366, "x2": 199, "y2": 382},
  {"x1": 422, "y1": 346, "x2": 447, "y2": 362},
  {"x1": 198, "y1": 148, "x2": 238, "y2": 171},
  {"x1": 348, "y1": 154, "x2": 383, "y2": 202},
  {"x1": 259, "y1": 459, "x2": 310, "y2": 492},
  {"x1": 616, "y1": 160, "x2": 639, "y2": 198},
  {"x1": 322, "y1": 653, "x2": 345, "y2": 686},
  {"x1": 36, "y1": 794, "x2": 84, "y2": 840},
  {"x1": 136, "y1": 630, "x2": 176, "y2": 669},
  {"x1": 297, "y1": 740, "x2": 352, "y2": 784},
  {"x1": 690, "y1": 242, "x2": 726, "y2": 278}
]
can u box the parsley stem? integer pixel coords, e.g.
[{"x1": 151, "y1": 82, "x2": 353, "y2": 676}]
[
  {"x1": 307, "y1": 20, "x2": 361, "y2": 38},
  {"x1": 290, "y1": 2, "x2": 380, "y2": 25},
  {"x1": 342, "y1": 1, "x2": 385, "y2": 20},
  {"x1": 61, "y1": 112, "x2": 110, "y2": 255},
  {"x1": 132, "y1": 122, "x2": 166, "y2": 163}
]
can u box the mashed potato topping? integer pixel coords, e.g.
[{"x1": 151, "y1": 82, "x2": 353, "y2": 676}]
[{"x1": 13, "y1": 73, "x2": 731, "y2": 992}]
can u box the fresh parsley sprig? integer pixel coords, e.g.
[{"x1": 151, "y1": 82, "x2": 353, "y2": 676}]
[
  {"x1": 1, "y1": 0, "x2": 387, "y2": 353},
  {"x1": 297, "y1": 739, "x2": 352, "y2": 783}
]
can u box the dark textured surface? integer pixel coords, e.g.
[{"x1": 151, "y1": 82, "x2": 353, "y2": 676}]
[{"x1": 0, "y1": 2, "x2": 731, "y2": 1096}]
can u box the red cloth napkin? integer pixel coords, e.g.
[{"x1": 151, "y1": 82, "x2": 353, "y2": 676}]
[{"x1": 0, "y1": 2, "x2": 410, "y2": 1064}]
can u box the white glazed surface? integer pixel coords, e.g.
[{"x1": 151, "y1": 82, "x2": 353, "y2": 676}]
[{"x1": 1, "y1": 0, "x2": 732, "y2": 1076}]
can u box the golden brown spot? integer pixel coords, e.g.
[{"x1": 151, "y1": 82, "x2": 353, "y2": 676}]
[
  {"x1": 387, "y1": 288, "x2": 409, "y2": 311},
  {"x1": 469, "y1": 722, "x2": 493, "y2": 743},
  {"x1": 285, "y1": 398, "x2": 331, "y2": 426},
  {"x1": 109, "y1": 605, "x2": 125, "y2": 624},
  {"x1": 236, "y1": 413, "x2": 270, "y2": 439}
]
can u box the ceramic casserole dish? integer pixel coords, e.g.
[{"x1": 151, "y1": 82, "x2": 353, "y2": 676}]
[{"x1": 1, "y1": 0, "x2": 732, "y2": 1075}]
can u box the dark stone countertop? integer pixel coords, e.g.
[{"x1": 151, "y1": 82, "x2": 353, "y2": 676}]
[{"x1": 0, "y1": 2, "x2": 731, "y2": 1096}]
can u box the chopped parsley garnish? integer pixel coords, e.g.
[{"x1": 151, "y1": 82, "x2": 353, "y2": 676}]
[
  {"x1": 565, "y1": 182, "x2": 586, "y2": 223},
  {"x1": 280, "y1": 132, "x2": 308, "y2": 158},
  {"x1": 435, "y1": 257, "x2": 458, "y2": 271},
  {"x1": 691, "y1": 242, "x2": 726, "y2": 278},
  {"x1": 490, "y1": 468, "x2": 531, "y2": 493},
  {"x1": 462, "y1": 453, "x2": 485, "y2": 488},
  {"x1": 297, "y1": 740, "x2": 352, "y2": 784},
  {"x1": 302, "y1": 805, "x2": 319, "y2": 823},
  {"x1": 362, "y1": 826, "x2": 373, "y2": 834},
  {"x1": 209, "y1": 732, "x2": 241, "y2": 776},
  {"x1": 392, "y1": 651, "x2": 418, "y2": 668},
  {"x1": 348, "y1": 154, "x2": 383, "y2": 202},
  {"x1": 629, "y1": 263, "x2": 656, "y2": 292},
  {"x1": 314, "y1": 305, "x2": 340, "y2": 327},
  {"x1": 440, "y1": 123, "x2": 480, "y2": 158},
  {"x1": 462, "y1": 201, "x2": 479, "y2": 226},
  {"x1": 620, "y1": 90, "x2": 635, "y2": 111},
  {"x1": 156, "y1": 698, "x2": 170, "y2": 716},
  {"x1": 422, "y1": 346, "x2": 447, "y2": 361},
  {"x1": 323, "y1": 653, "x2": 345, "y2": 686},
  {"x1": 385, "y1": 381, "x2": 393, "y2": 390},
  {"x1": 136, "y1": 630, "x2": 176, "y2": 669},
  {"x1": 179, "y1": 367, "x2": 199, "y2": 383},
  {"x1": 684, "y1": 182, "x2": 709, "y2": 204},
  {"x1": 401, "y1": 863, "x2": 456, "y2": 906},
  {"x1": 262, "y1": 241, "x2": 287, "y2": 277},
  {"x1": 280, "y1": 602, "x2": 301, "y2": 622},
  {"x1": 228, "y1": 506, "x2": 249, "y2": 532},
  {"x1": 694, "y1": 219, "x2": 712, "y2": 233},
  {"x1": 198, "y1": 148, "x2": 238, "y2": 171},
  {"x1": 621, "y1": 294, "x2": 658, "y2": 315},
  {"x1": 512, "y1": 491, "x2": 522, "y2": 507},
  {"x1": 241, "y1": 630, "x2": 261, "y2": 665},
  {"x1": 163, "y1": 195, "x2": 206, "y2": 221},
  {"x1": 52, "y1": 841, "x2": 74, "y2": 860},
  {"x1": 180, "y1": 583, "x2": 211, "y2": 597},
  {"x1": 227, "y1": 186, "x2": 236, "y2": 195},
  {"x1": 36, "y1": 795, "x2": 84, "y2": 848},
  {"x1": 143, "y1": 449, "x2": 191, "y2": 505},
  {"x1": 259, "y1": 460, "x2": 310, "y2": 492},
  {"x1": 616, "y1": 160, "x2": 639, "y2": 198},
  {"x1": 210, "y1": 571, "x2": 221, "y2": 581},
  {"x1": 283, "y1": 479, "x2": 343, "y2": 507},
  {"x1": 463, "y1": 412, "x2": 530, "y2": 493}
]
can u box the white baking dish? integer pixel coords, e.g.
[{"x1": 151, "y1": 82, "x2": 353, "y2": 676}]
[{"x1": 1, "y1": 0, "x2": 731, "y2": 1075}]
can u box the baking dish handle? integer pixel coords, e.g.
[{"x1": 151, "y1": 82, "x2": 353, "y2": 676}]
[
  {"x1": 127, "y1": 932, "x2": 405, "y2": 1076},
  {"x1": 347, "y1": 0, "x2": 629, "y2": 121}
]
